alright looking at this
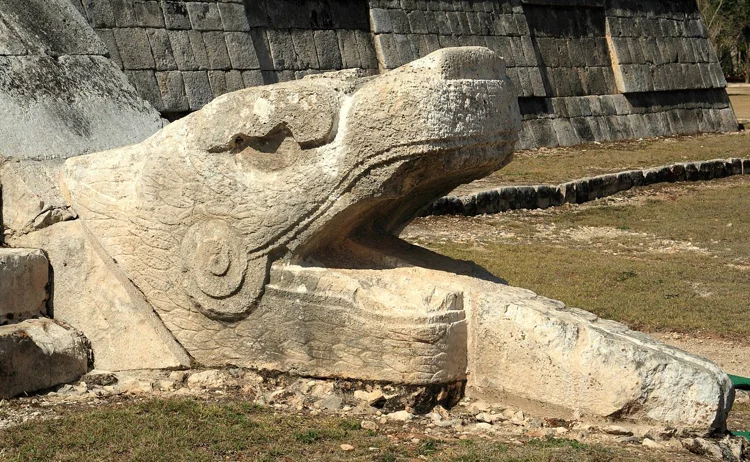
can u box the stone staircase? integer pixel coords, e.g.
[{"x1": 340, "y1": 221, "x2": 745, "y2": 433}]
[{"x1": 0, "y1": 246, "x2": 90, "y2": 398}]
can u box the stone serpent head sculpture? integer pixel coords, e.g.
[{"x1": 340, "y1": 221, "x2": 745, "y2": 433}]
[{"x1": 61, "y1": 48, "x2": 733, "y2": 432}]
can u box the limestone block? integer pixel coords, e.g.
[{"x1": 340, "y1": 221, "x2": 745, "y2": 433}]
[
  {"x1": 337, "y1": 30, "x2": 361, "y2": 69},
  {"x1": 188, "y1": 30, "x2": 210, "y2": 69},
  {"x1": 291, "y1": 30, "x2": 319, "y2": 69},
  {"x1": 242, "y1": 0, "x2": 268, "y2": 28},
  {"x1": 0, "y1": 0, "x2": 107, "y2": 56},
  {"x1": 208, "y1": 70, "x2": 227, "y2": 96},
  {"x1": 186, "y1": 2, "x2": 223, "y2": 31},
  {"x1": 146, "y1": 28, "x2": 177, "y2": 71},
  {"x1": 169, "y1": 30, "x2": 199, "y2": 70},
  {"x1": 314, "y1": 30, "x2": 343, "y2": 70},
  {"x1": 156, "y1": 71, "x2": 189, "y2": 112},
  {"x1": 218, "y1": 3, "x2": 250, "y2": 31},
  {"x1": 407, "y1": 10, "x2": 429, "y2": 34},
  {"x1": 133, "y1": 1, "x2": 164, "y2": 28},
  {"x1": 202, "y1": 31, "x2": 231, "y2": 70},
  {"x1": 163, "y1": 1, "x2": 191, "y2": 30},
  {"x1": 127, "y1": 70, "x2": 164, "y2": 112},
  {"x1": 110, "y1": 0, "x2": 138, "y2": 27},
  {"x1": 468, "y1": 280, "x2": 732, "y2": 431},
  {"x1": 96, "y1": 29, "x2": 123, "y2": 69},
  {"x1": 0, "y1": 55, "x2": 163, "y2": 161},
  {"x1": 354, "y1": 30, "x2": 379, "y2": 69},
  {"x1": 242, "y1": 69, "x2": 264, "y2": 87},
  {"x1": 225, "y1": 69, "x2": 244, "y2": 92},
  {"x1": 82, "y1": 0, "x2": 116, "y2": 29},
  {"x1": 0, "y1": 248, "x2": 48, "y2": 324},
  {"x1": 182, "y1": 70, "x2": 213, "y2": 110},
  {"x1": 115, "y1": 28, "x2": 156, "y2": 70},
  {"x1": 370, "y1": 8, "x2": 395, "y2": 33},
  {"x1": 267, "y1": 29, "x2": 297, "y2": 70},
  {"x1": 0, "y1": 319, "x2": 89, "y2": 399},
  {"x1": 225, "y1": 32, "x2": 260, "y2": 69},
  {"x1": 10, "y1": 221, "x2": 191, "y2": 371}
]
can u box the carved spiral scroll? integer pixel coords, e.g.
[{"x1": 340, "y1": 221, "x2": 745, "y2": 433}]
[{"x1": 180, "y1": 220, "x2": 265, "y2": 321}]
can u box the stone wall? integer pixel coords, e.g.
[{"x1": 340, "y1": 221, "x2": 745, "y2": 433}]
[
  {"x1": 71, "y1": 0, "x2": 378, "y2": 117},
  {"x1": 71, "y1": 0, "x2": 738, "y2": 145}
]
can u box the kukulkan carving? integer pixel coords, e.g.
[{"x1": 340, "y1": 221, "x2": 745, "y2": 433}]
[{"x1": 59, "y1": 48, "x2": 733, "y2": 432}]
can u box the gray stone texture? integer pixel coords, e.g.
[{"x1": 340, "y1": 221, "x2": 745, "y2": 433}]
[
  {"x1": 0, "y1": 55, "x2": 163, "y2": 160},
  {"x1": 0, "y1": 319, "x2": 90, "y2": 399},
  {"x1": 225, "y1": 32, "x2": 260, "y2": 69},
  {"x1": 202, "y1": 31, "x2": 231, "y2": 70},
  {"x1": 156, "y1": 70, "x2": 189, "y2": 111},
  {"x1": 183, "y1": 70, "x2": 213, "y2": 109},
  {"x1": 115, "y1": 28, "x2": 155, "y2": 69},
  {"x1": 186, "y1": 2, "x2": 223, "y2": 31},
  {"x1": 147, "y1": 28, "x2": 177, "y2": 71}
]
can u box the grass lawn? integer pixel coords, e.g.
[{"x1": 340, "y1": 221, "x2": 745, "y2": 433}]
[
  {"x1": 409, "y1": 175, "x2": 750, "y2": 339},
  {"x1": 0, "y1": 398, "x2": 658, "y2": 462}
]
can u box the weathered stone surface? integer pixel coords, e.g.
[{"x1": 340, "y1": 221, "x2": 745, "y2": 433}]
[
  {"x1": 466, "y1": 276, "x2": 732, "y2": 430},
  {"x1": 0, "y1": 248, "x2": 48, "y2": 324},
  {"x1": 0, "y1": 0, "x2": 107, "y2": 56},
  {"x1": 57, "y1": 48, "x2": 733, "y2": 431},
  {"x1": 0, "y1": 159, "x2": 77, "y2": 238},
  {"x1": 0, "y1": 0, "x2": 163, "y2": 161},
  {"x1": 0, "y1": 318, "x2": 89, "y2": 399},
  {"x1": 11, "y1": 221, "x2": 190, "y2": 371}
]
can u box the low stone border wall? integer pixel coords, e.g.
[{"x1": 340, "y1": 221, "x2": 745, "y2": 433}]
[{"x1": 423, "y1": 158, "x2": 750, "y2": 217}]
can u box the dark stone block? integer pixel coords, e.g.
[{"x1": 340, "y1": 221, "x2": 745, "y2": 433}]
[
  {"x1": 115, "y1": 28, "x2": 155, "y2": 70},
  {"x1": 163, "y1": 1, "x2": 192, "y2": 30},
  {"x1": 218, "y1": 3, "x2": 250, "y2": 31},
  {"x1": 147, "y1": 28, "x2": 177, "y2": 71},
  {"x1": 202, "y1": 32, "x2": 231, "y2": 70},
  {"x1": 314, "y1": 30, "x2": 342, "y2": 70},
  {"x1": 168, "y1": 30, "x2": 198, "y2": 70},
  {"x1": 183, "y1": 70, "x2": 213, "y2": 110},
  {"x1": 134, "y1": 1, "x2": 164, "y2": 28}
]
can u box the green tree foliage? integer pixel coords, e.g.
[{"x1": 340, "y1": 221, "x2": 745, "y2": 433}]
[{"x1": 697, "y1": 0, "x2": 750, "y2": 82}]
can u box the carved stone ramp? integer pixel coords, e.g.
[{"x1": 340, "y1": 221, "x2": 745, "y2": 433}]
[
  {"x1": 57, "y1": 48, "x2": 734, "y2": 432},
  {"x1": 0, "y1": 0, "x2": 163, "y2": 160}
]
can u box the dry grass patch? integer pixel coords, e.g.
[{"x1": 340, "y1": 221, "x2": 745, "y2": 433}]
[
  {"x1": 455, "y1": 131, "x2": 749, "y2": 195},
  {"x1": 0, "y1": 398, "x2": 660, "y2": 462},
  {"x1": 408, "y1": 176, "x2": 750, "y2": 338}
]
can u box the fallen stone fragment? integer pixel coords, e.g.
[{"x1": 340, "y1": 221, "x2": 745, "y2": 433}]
[
  {"x1": 361, "y1": 420, "x2": 378, "y2": 431},
  {"x1": 340, "y1": 444, "x2": 354, "y2": 451},
  {"x1": 0, "y1": 319, "x2": 89, "y2": 399},
  {"x1": 387, "y1": 410, "x2": 414, "y2": 422},
  {"x1": 81, "y1": 370, "x2": 118, "y2": 387},
  {"x1": 0, "y1": 248, "x2": 48, "y2": 324},
  {"x1": 186, "y1": 370, "x2": 225, "y2": 389}
]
